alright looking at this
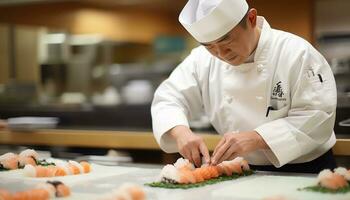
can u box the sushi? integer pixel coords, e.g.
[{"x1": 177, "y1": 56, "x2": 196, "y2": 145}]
[
  {"x1": 0, "y1": 181, "x2": 70, "y2": 200},
  {"x1": 19, "y1": 149, "x2": 39, "y2": 167},
  {"x1": 23, "y1": 161, "x2": 91, "y2": 177},
  {"x1": 173, "y1": 158, "x2": 195, "y2": 171},
  {"x1": 45, "y1": 181, "x2": 71, "y2": 197},
  {"x1": 317, "y1": 169, "x2": 349, "y2": 190},
  {"x1": 0, "y1": 152, "x2": 19, "y2": 170},
  {"x1": 100, "y1": 183, "x2": 145, "y2": 200},
  {"x1": 0, "y1": 149, "x2": 40, "y2": 171},
  {"x1": 0, "y1": 189, "x2": 13, "y2": 200},
  {"x1": 158, "y1": 157, "x2": 251, "y2": 184},
  {"x1": 334, "y1": 167, "x2": 350, "y2": 181}
]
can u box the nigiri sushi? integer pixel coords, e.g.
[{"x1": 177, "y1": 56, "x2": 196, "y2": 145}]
[
  {"x1": 80, "y1": 161, "x2": 92, "y2": 173},
  {"x1": 0, "y1": 153, "x2": 19, "y2": 170},
  {"x1": 23, "y1": 165, "x2": 57, "y2": 177},
  {"x1": 12, "y1": 188, "x2": 50, "y2": 200},
  {"x1": 157, "y1": 157, "x2": 251, "y2": 185},
  {"x1": 23, "y1": 160, "x2": 92, "y2": 177},
  {"x1": 19, "y1": 149, "x2": 39, "y2": 167},
  {"x1": 0, "y1": 189, "x2": 12, "y2": 200},
  {"x1": 46, "y1": 181, "x2": 71, "y2": 197},
  {"x1": 35, "y1": 182, "x2": 56, "y2": 198},
  {"x1": 0, "y1": 181, "x2": 71, "y2": 200},
  {"x1": 317, "y1": 169, "x2": 348, "y2": 190},
  {"x1": 68, "y1": 160, "x2": 84, "y2": 175},
  {"x1": 334, "y1": 167, "x2": 350, "y2": 181},
  {"x1": 158, "y1": 164, "x2": 180, "y2": 183},
  {"x1": 173, "y1": 158, "x2": 194, "y2": 171},
  {"x1": 100, "y1": 183, "x2": 145, "y2": 200}
]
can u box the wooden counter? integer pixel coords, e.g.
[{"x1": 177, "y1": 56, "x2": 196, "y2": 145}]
[{"x1": 0, "y1": 129, "x2": 349, "y2": 156}]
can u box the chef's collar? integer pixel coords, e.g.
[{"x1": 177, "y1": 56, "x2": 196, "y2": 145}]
[
  {"x1": 252, "y1": 16, "x2": 270, "y2": 65},
  {"x1": 231, "y1": 17, "x2": 270, "y2": 72},
  {"x1": 245, "y1": 49, "x2": 256, "y2": 63}
]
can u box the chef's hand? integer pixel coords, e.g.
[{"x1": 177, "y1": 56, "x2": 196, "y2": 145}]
[
  {"x1": 211, "y1": 131, "x2": 268, "y2": 165},
  {"x1": 168, "y1": 125, "x2": 210, "y2": 167}
]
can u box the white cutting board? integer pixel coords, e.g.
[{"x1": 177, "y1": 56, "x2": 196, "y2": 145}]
[{"x1": 211, "y1": 175, "x2": 350, "y2": 200}]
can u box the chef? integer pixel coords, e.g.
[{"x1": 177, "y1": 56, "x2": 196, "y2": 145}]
[{"x1": 151, "y1": 0, "x2": 337, "y2": 173}]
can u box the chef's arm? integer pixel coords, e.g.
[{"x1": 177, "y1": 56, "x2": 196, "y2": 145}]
[
  {"x1": 254, "y1": 56, "x2": 337, "y2": 167},
  {"x1": 151, "y1": 51, "x2": 205, "y2": 154}
]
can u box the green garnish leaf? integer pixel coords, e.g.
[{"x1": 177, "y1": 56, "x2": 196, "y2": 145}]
[
  {"x1": 36, "y1": 159, "x2": 56, "y2": 166},
  {"x1": 299, "y1": 182, "x2": 350, "y2": 194},
  {"x1": 145, "y1": 170, "x2": 254, "y2": 189}
]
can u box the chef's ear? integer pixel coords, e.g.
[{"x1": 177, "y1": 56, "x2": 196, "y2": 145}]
[{"x1": 247, "y1": 8, "x2": 258, "y2": 28}]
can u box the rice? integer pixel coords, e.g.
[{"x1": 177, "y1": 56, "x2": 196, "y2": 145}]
[
  {"x1": 334, "y1": 167, "x2": 350, "y2": 181},
  {"x1": 317, "y1": 169, "x2": 333, "y2": 183},
  {"x1": 23, "y1": 164, "x2": 36, "y2": 177},
  {"x1": 68, "y1": 160, "x2": 84, "y2": 174},
  {"x1": 173, "y1": 158, "x2": 194, "y2": 170},
  {"x1": 19, "y1": 149, "x2": 39, "y2": 160},
  {"x1": 158, "y1": 164, "x2": 180, "y2": 183},
  {"x1": 35, "y1": 183, "x2": 56, "y2": 198}
]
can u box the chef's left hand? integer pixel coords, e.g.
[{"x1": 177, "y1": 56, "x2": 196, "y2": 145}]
[{"x1": 211, "y1": 131, "x2": 268, "y2": 165}]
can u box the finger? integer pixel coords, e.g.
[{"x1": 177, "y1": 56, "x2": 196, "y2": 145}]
[
  {"x1": 217, "y1": 145, "x2": 236, "y2": 164},
  {"x1": 179, "y1": 148, "x2": 191, "y2": 162},
  {"x1": 211, "y1": 141, "x2": 231, "y2": 165},
  {"x1": 213, "y1": 137, "x2": 226, "y2": 156},
  {"x1": 199, "y1": 142, "x2": 210, "y2": 164},
  {"x1": 191, "y1": 147, "x2": 201, "y2": 167},
  {"x1": 227, "y1": 153, "x2": 239, "y2": 161}
]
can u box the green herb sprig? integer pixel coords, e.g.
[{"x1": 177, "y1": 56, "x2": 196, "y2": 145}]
[
  {"x1": 36, "y1": 159, "x2": 56, "y2": 167},
  {"x1": 299, "y1": 182, "x2": 350, "y2": 194},
  {"x1": 145, "y1": 170, "x2": 254, "y2": 189}
]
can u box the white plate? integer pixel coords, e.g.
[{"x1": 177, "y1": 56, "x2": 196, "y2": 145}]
[{"x1": 7, "y1": 117, "x2": 59, "y2": 131}]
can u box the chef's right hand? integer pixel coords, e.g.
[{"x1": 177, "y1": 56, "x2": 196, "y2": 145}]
[{"x1": 168, "y1": 125, "x2": 210, "y2": 167}]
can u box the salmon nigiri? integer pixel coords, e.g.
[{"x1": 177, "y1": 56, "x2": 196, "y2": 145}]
[{"x1": 0, "y1": 153, "x2": 19, "y2": 170}]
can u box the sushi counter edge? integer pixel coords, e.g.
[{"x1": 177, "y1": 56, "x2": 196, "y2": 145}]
[{"x1": 0, "y1": 129, "x2": 349, "y2": 156}]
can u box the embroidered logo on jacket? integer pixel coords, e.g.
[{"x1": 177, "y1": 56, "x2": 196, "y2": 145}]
[{"x1": 272, "y1": 81, "x2": 286, "y2": 101}]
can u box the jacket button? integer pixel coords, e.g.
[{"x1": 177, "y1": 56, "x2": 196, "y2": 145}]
[{"x1": 257, "y1": 64, "x2": 264, "y2": 72}]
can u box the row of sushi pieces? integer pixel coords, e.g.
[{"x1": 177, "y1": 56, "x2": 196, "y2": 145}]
[
  {"x1": 0, "y1": 182, "x2": 146, "y2": 200},
  {"x1": 23, "y1": 159, "x2": 91, "y2": 177},
  {"x1": 158, "y1": 157, "x2": 250, "y2": 184},
  {"x1": 0, "y1": 149, "x2": 92, "y2": 177},
  {"x1": 0, "y1": 149, "x2": 48, "y2": 170},
  {"x1": 0, "y1": 181, "x2": 70, "y2": 200},
  {"x1": 317, "y1": 167, "x2": 350, "y2": 190}
]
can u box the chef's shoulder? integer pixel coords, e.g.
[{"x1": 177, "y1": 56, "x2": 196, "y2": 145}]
[
  {"x1": 271, "y1": 29, "x2": 327, "y2": 73},
  {"x1": 272, "y1": 30, "x2": 319, "y2": 60}
]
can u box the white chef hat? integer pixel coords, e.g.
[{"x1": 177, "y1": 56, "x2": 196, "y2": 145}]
[{"x1": 179, "y1": 0, "x2": 249, "y2": 43}]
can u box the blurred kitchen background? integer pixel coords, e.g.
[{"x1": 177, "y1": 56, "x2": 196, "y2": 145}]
[{"x1": 0, "y1": 0, "x2": 349, "y2": 165}]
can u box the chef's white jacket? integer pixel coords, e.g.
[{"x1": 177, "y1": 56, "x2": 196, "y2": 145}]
[{"x1": 151, "y1": 17, "x2": 337, "y2": 167}]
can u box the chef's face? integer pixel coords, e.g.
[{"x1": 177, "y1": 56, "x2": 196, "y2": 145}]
[{"x1": 202, "y1": 9, "x2": 259, "y2": 66}]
